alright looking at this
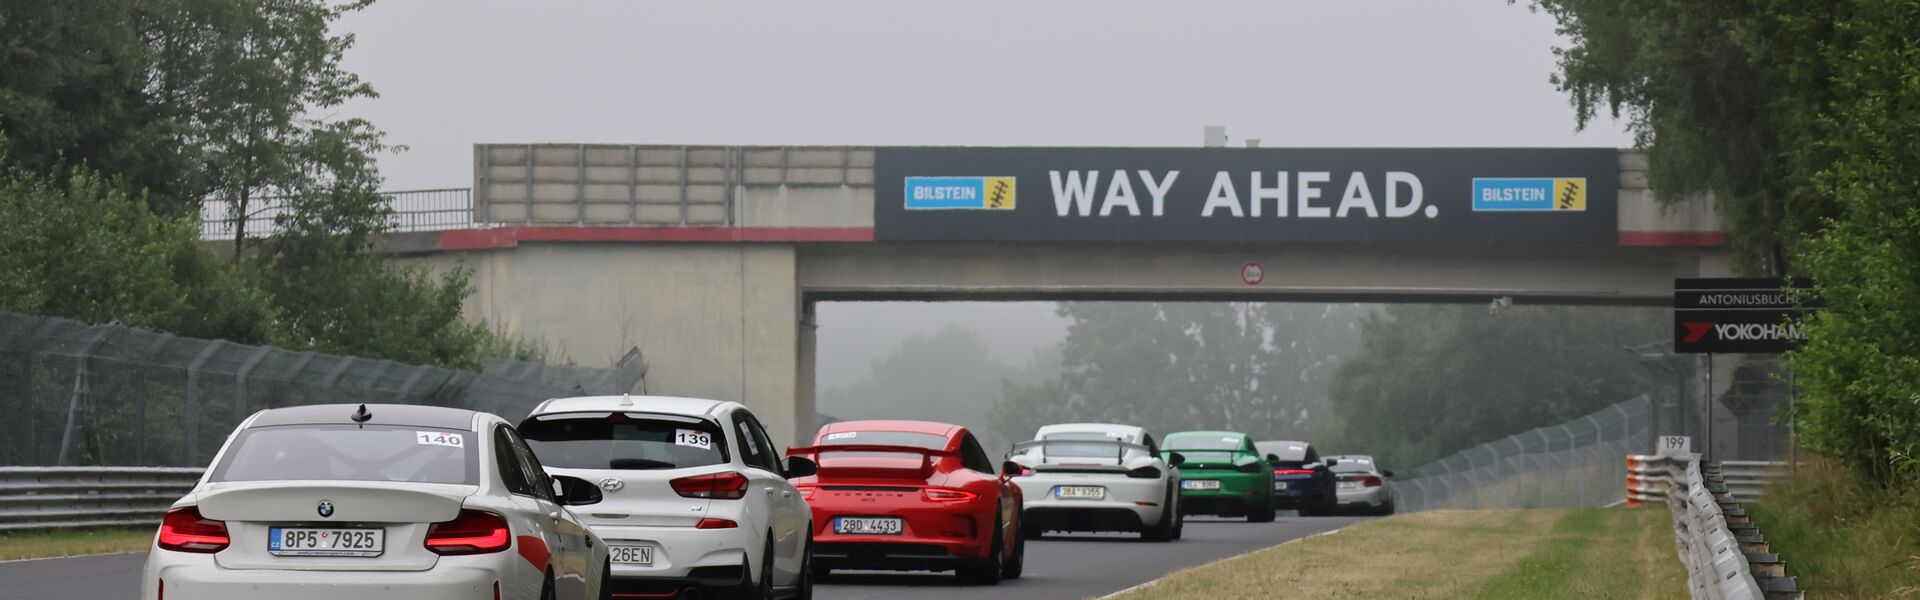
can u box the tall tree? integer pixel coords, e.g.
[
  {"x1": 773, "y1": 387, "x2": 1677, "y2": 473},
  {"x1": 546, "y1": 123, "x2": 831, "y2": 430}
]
[
  {"x1": 988, "y1": 303, "x2": 1361, "y2": 447},
  {"x1": 1319, "y1": 305, "x2": 1666, "y2": 469},
  {"x1": 1530, "y1": 0, "x2": 1840, "y2": 274}
]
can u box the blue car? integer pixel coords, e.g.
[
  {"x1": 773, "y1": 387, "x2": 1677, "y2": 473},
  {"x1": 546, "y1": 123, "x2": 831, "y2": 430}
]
[{"x1": 1254, "y1": 441, "x2": 1338, "y2": 517}]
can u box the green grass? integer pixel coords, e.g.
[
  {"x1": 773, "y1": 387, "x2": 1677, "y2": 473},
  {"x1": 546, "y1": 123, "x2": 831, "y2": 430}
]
[
  {"x1": 0, "y1": 528, "x2": 152, "y2": 561},
  {"x1": 1108, "y1": 508, "x2": 1686, "y2": 599},
  {"x1": 1747, "y1": 456, "x2": 1920, "y2": 598}
]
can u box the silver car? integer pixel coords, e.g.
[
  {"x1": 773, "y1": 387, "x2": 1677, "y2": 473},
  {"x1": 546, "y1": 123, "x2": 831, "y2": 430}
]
[{"x1": 1325, "y1": 454, "x2": 1396, "y2": 515}]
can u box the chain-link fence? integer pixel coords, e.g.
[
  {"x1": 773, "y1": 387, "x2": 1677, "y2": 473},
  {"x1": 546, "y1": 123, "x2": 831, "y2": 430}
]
[
  {"x1": 0, "y1": 310, "x2": 641, "y2": 468},
  {"x1": 1394, "y1": 395, "x2": 1651, "y2": 512},
  {"x1": 1637, "y1": 343, "x2": 1794, "y2": 463}
]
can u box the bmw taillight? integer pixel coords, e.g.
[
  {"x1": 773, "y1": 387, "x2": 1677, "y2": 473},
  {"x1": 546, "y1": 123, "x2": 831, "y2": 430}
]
[
  {"x1": 425, "y1": 509, "x2": 511, "y2": 555},
  {"x1": 671, "y1": 472, "x2": 749, "y2": 500},
  {"x1": 157, "y1": 506, "x2": 228, "y2": 553},
  {"x1": 923, "y1": 488, "x2": 978, "y2": 502},
  {"x1": 1360, "y1": 476, "x2": 1384, "y2": 488},
  {"x1": 1127, "y1": 466, "x2": 1161, "y2": 479}
]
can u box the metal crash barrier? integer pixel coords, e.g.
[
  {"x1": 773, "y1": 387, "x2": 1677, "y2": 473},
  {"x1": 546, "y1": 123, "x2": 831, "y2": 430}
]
[
  {"x1": 1627, "y1": 453, "x2": 1801, "y2": 600},
  {"x1": 0, "y1": 467, "x2": 203, "y2": 532}
]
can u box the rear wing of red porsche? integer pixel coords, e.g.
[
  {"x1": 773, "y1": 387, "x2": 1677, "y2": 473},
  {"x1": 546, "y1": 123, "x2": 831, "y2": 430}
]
[
  {"x1": 787, "y1": 444, "x2": 958, "y2": 458},
  {"x1": 787, "y1": 444, "x2": 956, "y2": 480}
]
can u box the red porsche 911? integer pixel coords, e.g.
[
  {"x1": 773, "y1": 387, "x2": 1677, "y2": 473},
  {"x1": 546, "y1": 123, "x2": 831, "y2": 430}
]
[{"x1": 787, "y1": 420, "x2": 1026, "y2": 584}]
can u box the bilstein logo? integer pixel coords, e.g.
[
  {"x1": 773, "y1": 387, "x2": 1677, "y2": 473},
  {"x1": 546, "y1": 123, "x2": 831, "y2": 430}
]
[
  {"x1": 904, "y1": 177, "x2": 1017, "y2": 210},
  {"x1": 1471, "y1": 178, "x2": 1587, "y2": 212}
]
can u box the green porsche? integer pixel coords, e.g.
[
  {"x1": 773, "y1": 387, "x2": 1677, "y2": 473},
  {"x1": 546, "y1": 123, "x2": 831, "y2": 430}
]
[{"x1": 1161, "y1": 431, "x2": 1274, "y2": 523}]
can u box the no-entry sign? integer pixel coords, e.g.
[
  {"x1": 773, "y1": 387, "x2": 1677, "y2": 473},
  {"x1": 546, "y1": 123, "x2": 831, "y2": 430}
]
[
  {"x1": 1673, "y1": 278, "x2": 1819, "y2": 354},
  {"x1": 1240, "y1": 262, "x2": 1265, "y2": 286}
]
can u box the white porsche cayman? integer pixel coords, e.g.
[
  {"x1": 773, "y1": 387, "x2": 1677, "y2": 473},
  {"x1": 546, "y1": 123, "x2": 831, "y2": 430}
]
[
  {"x1": 141, "y1": 404, "x2": 609, "y2": 600},
  {"x1": 1005, "y1": 423, "x2": 1184, "y2": 541}
]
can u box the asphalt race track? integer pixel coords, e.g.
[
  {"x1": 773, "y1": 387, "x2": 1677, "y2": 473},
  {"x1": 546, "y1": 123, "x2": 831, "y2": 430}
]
[{"x1": 3, "y1": 515, "x2": 1364, "y2": 600}]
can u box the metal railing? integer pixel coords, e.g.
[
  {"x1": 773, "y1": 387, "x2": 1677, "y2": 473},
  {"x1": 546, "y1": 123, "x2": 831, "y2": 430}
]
[
  {"x1": 1392, "y1": 395, "x2": 1650, "y2": 511},
  {"x1": 0, "y1": 467, "x2": 202, "y2": 532},
  {"x1": 1630, "y1": 453, "x2": 1800, "y2": 600},
  {"x1": 199, "y1": 188, "x2": 478, "y2": 240}
]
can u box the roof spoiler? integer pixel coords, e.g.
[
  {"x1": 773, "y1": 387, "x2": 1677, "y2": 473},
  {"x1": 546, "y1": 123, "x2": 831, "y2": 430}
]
[
  {"x1": 1007, "y1": 439, "x2": 1151, "y2": 461},
  {"x1": 787, "y1": 444, "x2": 958, "y2": 458}
]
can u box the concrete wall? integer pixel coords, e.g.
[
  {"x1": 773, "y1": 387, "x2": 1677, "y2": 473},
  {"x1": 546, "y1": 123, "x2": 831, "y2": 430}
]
[{"x1": 408, "y1": 244, "x2": 807, "y2": 447}]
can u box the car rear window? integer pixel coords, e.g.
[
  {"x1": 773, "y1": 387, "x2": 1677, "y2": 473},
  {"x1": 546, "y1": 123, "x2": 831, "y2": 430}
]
[
  {"x1": 1256, "y1": 442, "x2": 1311, "y2": 461},
  {"x1": 211, "y1": 425, "x2": 476, "y2": 485},
  {"x1": 1039, "y1": 432, "x2": 1130, "y2": 458},
  {"x1": 520, "y1": 412, "x2": 728, "y2": 470},
  {"x1": 1166, "y1": 435, "x2": 1245, "y2": 451},
  {"x1": 1330, "y1": 458, "x2": 1375, "y2": 473}
]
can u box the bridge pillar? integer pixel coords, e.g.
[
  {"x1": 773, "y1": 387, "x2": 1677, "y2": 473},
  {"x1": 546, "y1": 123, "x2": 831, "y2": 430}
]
[{"x1": 424, "y1": 242, "x2": 808, "y2": 447}]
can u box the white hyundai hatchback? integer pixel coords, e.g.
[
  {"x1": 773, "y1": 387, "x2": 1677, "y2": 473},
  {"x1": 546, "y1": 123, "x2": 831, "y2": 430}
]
[
  {"x1": 1006, "y1": 423, "x2": 1184, "y2": 541},
  {"x1": 141, "y1": 403, "x2": 609, "y2": 600},
  {"x1": 519, "y1": 395, "x2": 816, "y2": 600}
]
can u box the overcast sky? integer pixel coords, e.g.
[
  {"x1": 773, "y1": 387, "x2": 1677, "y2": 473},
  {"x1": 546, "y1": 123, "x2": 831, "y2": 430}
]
[{"x1": 331, "y1": 1, "x2": 1632, "y2": 389}]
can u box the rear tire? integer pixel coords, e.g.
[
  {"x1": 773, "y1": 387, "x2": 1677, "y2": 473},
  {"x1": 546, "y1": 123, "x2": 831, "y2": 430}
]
[
  {"x1": 1002, "y1": 525, "x2": 1025, "y2": 579},
  {"x1": 957, "y1": 518, "x2": 1005, "y2": 585},
  {"x1": 540, "y1": 570, "x2": 556, "y2": 600},
  {"x1": 1144, "y1": 484, "x2": 1178, "y2": 541},
  {"x1": 1248, "y1": 488, "x2": 1276, "y2": 523},
  {"x1": 756, "y1": 537, "x2": 776, "y2": 600},
  {"x1": 792, "y1": 532, "x2": 814, "y2": 600},
  {"x1": 598, "y1": 559, "x2": 612, "y2": 600}
]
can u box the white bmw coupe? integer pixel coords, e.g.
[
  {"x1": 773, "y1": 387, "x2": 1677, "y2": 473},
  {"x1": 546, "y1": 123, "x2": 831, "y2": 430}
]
[{"x1": 142, "y1": 403, "x2": 609, "y2": 600}]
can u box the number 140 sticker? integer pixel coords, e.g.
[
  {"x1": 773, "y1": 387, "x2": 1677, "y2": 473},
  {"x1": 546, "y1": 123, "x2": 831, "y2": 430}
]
[{"x1": 417, "y1": 431, "x2": 464, "y2": 448}]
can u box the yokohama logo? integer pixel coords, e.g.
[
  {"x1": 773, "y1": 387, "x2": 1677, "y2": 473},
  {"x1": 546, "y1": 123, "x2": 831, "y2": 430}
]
[{"x1": 1685, "y1": 321, "x2": 1805, "y2": 343}]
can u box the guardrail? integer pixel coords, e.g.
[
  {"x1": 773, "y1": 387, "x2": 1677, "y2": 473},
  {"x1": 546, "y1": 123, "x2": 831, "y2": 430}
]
[
  {"x1": 1629, "y1": 453, "x2": 1801, "y2": 600},
  {"x1": 1720, "y1": 461, "x2": 1789, "y2": 502},
  {"x1": 199, "y1": 188, "x2": 478, "y2": 240},
  {"x1": 0, "y1": 467, "x2": 202, "y2": 532}
]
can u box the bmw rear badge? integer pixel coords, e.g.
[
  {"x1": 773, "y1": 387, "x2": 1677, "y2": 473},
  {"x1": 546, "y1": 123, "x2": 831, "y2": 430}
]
[
  {"x1": 317, "y1": 500, "x2": 334, "y2": 518},
  {"x1": 599, "y1": 477, "x2": 625, "y2": 493}
]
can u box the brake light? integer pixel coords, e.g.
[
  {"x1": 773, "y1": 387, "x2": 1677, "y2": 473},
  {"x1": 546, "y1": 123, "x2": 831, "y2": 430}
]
[
  {"x1": 696, "y1": 517, "x2": 739, "y2": 529},
  {"x1": 1360, "y1": 476, "x2": 1383, "y2": 487},
  {"x1": 425, "y1": 509, "x2": 511, "y2": 555},
  {"x1": 923, "y1": 488, "x2": 977, "y2": 502},
  {"x1": 671, "y1": 472, "x2": 749, "y2": 500},
  {"x1": 157, "y1": 506, "x2": 228, "y2": 553},
  {"x1": 1273, "y1": 469, "x2": 1315, "y2": 476},
  {"x1": 796, "y1": 485, "x2": 816, "y2": 500},
  {"x1": 1127, "y1": 466, "x2": 1161, "y2": 479}
]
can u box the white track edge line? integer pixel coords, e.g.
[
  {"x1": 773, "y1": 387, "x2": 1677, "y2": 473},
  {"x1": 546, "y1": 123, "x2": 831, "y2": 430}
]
[
  {"x1": 1093, "y1": 524, "x2": 1350, "y2": 600},
  {"x1": 0, "y1": 550, "x2": 144, "y2": 565}
]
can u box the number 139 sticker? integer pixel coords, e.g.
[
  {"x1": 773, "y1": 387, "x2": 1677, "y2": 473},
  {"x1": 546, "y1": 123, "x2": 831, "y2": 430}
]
[
  {"x1": 674, "y1": 430, "x2": 712, "y2": 449},
  {"x1": 417, "y1": 431, "x2": 464, "y2": 448}
]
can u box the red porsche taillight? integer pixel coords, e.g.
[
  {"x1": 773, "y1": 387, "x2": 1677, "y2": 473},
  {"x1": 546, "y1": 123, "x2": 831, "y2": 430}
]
[
  {"x1": 157, "y1": 506, "x2": 228, "y2": 553},
  {"x1": 425, "y1": 509, "x2": 511, "y2": 555},
  {"x1": 795, "y1": 485, "x2": 816, "y2": 500},
  {"x1": 923, "y1": 488, "x2": 977, "y2": 502},
  {"x1": 671, "y1": 472, "x2": 749, "y2": 500}
]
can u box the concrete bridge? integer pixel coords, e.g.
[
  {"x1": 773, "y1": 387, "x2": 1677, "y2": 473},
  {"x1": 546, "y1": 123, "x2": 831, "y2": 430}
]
[{"x1": 388, "y1": 144, "x2": 1730, "y2": 447}]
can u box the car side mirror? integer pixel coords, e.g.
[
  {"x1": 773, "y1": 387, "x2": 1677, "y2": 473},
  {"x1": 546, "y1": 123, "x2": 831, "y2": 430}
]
[
  {"x1": 1265, "y1": 453, "x2": 1281, "y2": 464},
  {"x1": 1001, "y1": 460, "x2": 1025, "y2": 477},
  {"x1": 1324, "y1": 458, "x2": 1340, "y2": 467},
  {"x1": 783, "y1": 456, "x2": 818, "y2": 479},
  {"x1": 553, "y1": 475, "x2": 603, "y2": 506},
  {"x1": 1382, "y1": 470, "x2": 1395, "y2": 478},
  {"x1": 1167, "y1": 452, "x2": 1185, "y2": 467}
]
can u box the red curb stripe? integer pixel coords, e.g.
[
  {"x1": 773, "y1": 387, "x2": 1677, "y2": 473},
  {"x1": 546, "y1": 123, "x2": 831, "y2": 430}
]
[{"x1": 439, "y1": 226, "x2": 875, "y2": 250}]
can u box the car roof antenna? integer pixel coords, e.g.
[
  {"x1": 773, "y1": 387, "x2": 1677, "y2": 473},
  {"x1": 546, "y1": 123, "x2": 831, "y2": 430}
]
[{"x1": 350, "y1": 404, "x2": 373, "y2": 428}]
